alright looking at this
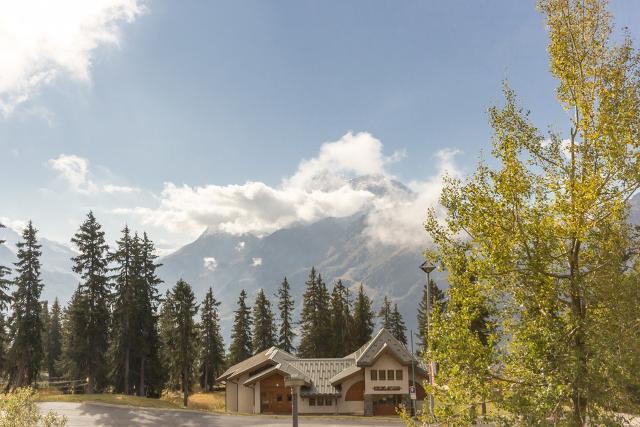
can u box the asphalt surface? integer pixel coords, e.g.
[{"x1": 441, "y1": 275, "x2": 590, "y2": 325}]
[{"x1": 39, "y1": 402, "x2": 405, "y2": 427}]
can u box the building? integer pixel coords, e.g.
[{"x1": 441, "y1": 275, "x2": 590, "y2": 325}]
[{"x1": 217, "y1": 329, "x2": 428, "y2": 416}]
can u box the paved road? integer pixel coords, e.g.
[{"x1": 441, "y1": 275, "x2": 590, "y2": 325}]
[{"x1": 39, "y1": 402, "x2": 405, "y2": 427}]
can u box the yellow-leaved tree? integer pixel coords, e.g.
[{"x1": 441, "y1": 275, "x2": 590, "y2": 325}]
[{"x1": 419, "y1": 0, "x2": 640, "y2": 425}]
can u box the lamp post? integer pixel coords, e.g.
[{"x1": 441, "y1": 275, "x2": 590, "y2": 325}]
[
  {"x1": 285, "y1": 375, "x2": 306, "y2": 427},
  {"x1": 419, "y1": 260, "x2": 436, "y2": 418}
]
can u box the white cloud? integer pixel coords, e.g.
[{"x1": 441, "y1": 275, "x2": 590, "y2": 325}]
[
  {"x1": 48, "y1": 154, "x2": 98, "y2": 194},
  {"x1": 0, "y1": 0, "x2": 144, "y2": 116},
  {"x1": 235, "y1": 241, "x2": 245, "y2": 251},
  {"x1": 117, "y1": 132, "x2": 462, "y2": 249},
  {"x1": 203, "y1": 257, "x2": 218, "y2": 272},
  {"x1": 103, "y1": 184, "x2": 140, "y2": 194},
  {"x1": 252, "y1": 257, "x2": 262, "y2": 267}
]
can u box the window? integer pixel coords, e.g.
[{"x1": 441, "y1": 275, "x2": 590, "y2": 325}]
[
  {"x1": 287, "y1": 394, "x2": 292, "y2": 402},
  {"x1": 317, "y1": 397, "x2": 324, "y2": 406},
  {"x1": 370, "y1": 370, "x2": 377, "y2": 381},
  {"x1": 379, "y1": 370, "x2": 386, "y2": 380},
  {"x1": 396, "y1": 370, "x2": 403, "y2": 380},
  {"x1": 387, "y1": 370, "x2": 395, "y2": 380},
  {"x1": 276, "y1": 394, "x2": 283, "y2": 402},
  {"x1": 309, "y1": 397, "x2": 316, "y2": 406},
  {"x1": 325, "y1": 398, "x2": 332, "y2": 406}
]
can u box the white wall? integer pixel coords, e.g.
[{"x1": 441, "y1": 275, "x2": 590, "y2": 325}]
[
  {"x1": 225, "y1": 380, "x2": 238, "y2": 412},
  {"x1": 298, "y1": 395, "x2": 338, "y2": 414},
  {"x1": 364, "y1": 353, "x2": 409, "y2": 395}
]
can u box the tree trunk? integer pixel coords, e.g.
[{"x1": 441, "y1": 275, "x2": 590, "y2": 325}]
[
  {"x1": 204, "y1": 364, "x2": 208, "y2": 392},
  {"x1": 124, "y1": 346, "x2": 130, "y2": 394},
  {"x1": 182, "y1": 369, "x2": 188, "y2": 407},
  {"x1": 139, "y1": 357, "x2": 145, "y2": 397}
]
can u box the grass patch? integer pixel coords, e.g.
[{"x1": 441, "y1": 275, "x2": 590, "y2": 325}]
[
  {"x1": 37, "y1": 390, "x2": 181, "y2": 410},
  {"x1": 162, "y1": 391, "x2": 225, "y2": 412}
]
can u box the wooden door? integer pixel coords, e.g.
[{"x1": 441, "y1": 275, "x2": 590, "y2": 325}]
[{"x1": 259, "y1": 374, "x2": 292, "y2": 414}]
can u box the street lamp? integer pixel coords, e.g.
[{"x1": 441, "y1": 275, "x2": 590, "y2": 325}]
[
  {"x1": 419, "y1": 260, "x2": 436, "y2": 418},
  {"x1": 285, "y1": 374, "x2": 306, "y2": 427}
]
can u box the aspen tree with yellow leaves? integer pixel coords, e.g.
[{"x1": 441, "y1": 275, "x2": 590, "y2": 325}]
[{"x1": 415, "y1": 0, "x2": 640, "y2": 425}]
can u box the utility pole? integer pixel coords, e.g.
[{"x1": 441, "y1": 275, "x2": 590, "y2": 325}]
[{"x1": 410, "y1": 330, "x2": 416, "y2": 417}]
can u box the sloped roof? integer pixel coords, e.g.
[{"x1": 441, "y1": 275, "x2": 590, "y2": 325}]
[
  {"x1": 352, "y1": 329, "x2": 415, "y2": 366},
  {"x1": 288, "y1": 358, "x2": 355, "y2": 395},
  {"x1": 218, "y1": 329, "x2": 425, "y2": 395}
]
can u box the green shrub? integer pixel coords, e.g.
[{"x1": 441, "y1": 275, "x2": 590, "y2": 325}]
[{"x1": 0, "y1": 388, "x2": 66, "y2": 427}]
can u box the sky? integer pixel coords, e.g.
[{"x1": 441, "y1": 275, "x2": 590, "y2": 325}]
[{"x1": 1, "y1": 0, "x2": 639, "y2": 253}]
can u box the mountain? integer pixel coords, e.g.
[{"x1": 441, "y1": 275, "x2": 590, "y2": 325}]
[
  {"x1": 158, "y1": 181, "x2": 445, "y2": 344},
  {"x1": 0, "y1": 226, "x2": 78, "y2": 304}
]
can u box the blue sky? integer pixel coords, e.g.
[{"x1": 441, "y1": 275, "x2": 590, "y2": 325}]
[{"x1": 1, "y1": 0, "x2": 639, "y2": 251}]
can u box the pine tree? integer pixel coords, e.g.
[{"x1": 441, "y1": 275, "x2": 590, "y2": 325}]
[
  {"x1": 6, "y1": 221, "x2": 44, "y2": 388},
  {"x1": 416, "y1": 279, "x2": 445, "y2": 348},
  {"x1": 0, "y1": 224, "x2": 11, "y2": 374},
  {"x1": 60, "y1": 289, "x2": 87, "y2": 389},
  {"x1": 160, "y1": 279, "x2": 198, "y2": 407},
  {"x1": 228, "y1": 289, "x2": 253, "y2": 365},
  {"x1": 109, "y1": 226, "x2": 136, "y2": 394},
  {"x1": 40, "y1": 301, "x2": 50, "y2": 375},
  {"x1": 390, "y1": 303, "x2": 407, "y2": 345},
  {"x1": 199, "y1": 287, "x2": 225, "y2": 392},
  {"x1": 252, "y1": 289, "x2": 276, "y2": 352},
  {"x1": 136, "y1": 232, "x2": 163, "y2": 397},
  {"x1": 298, "y1": 267, "x2": 334, "y2": 357},
  {"x1": 70, "y1": 211, "x2": 111, "y2": 393},
  {"x1": 377, "y1": 296, "x2": 393, "y2": 331},
  {"x1": 276, "y1": 277, "x2": 295, "y2": 353},
  {"x1": 329, "y1": 280, "x2": 352, "y2": 357},
  {"x1": 350, "y1": 284, "x2": 374, "y2": 351},
  {"x1": 47, "y1": 298, "x2": 62, "y2": 380}
]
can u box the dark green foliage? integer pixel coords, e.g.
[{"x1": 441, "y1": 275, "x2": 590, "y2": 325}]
[
  {"x1": 252, "y1": 289, "x2": 276, "y2": 352},
  {"x1": 199, "y1": 287, "x2": 225, "y2": 391},
  {"x1": 350, "y1": 284, "x2": 374, "y2": 351},
  {"x1": 416, "y1": 278, "x2": 446, "y2": 348},
  {"x1": 297, "y1": 268, "x2": 332, "y2": 358},
  {"x1": 378, "y1": 296, "x2": 393, "y2": 331},
  {"x1": 69, "y1": 211, "x2": 111, "y2": 393},
  {"x1": 276, "y1": 277, "x2": 295, "y2": 353},
  {"x1": 0, "y1": 224, "x2": 11, "y2": 375},
  {"x1": 160, "y1": 280, "x2": 198, "y2": 407},
  {"x1": 6, "y1": 221, "x2": 44, "y2": 388},
  {"x1": 47, "y1": 298, "x2": 63, "y2": 379},
  {"x1": 329, "y1": 280, "x2": 352, "y2": 357},
  {"x1": 40, "y1": 301, "x2": 49, "y2": 375},
  {"x1": 390, "y1": 303, "x2": 407, "y2": 345},
  {"x1": 228, "y1": 290, "x2": 253, "y2": 365}
]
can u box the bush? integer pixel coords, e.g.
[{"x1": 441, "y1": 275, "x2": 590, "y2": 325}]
[{"x1": 0, "y1": 388, "x2": 66, "y2": 427}]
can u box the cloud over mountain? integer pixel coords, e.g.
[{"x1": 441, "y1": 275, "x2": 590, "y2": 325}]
[{"x1": 120, "y1": 132, "x2": 461, "y2": 248}]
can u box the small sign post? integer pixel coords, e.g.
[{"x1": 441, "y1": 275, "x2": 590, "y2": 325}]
[{"x1": 409, "y1": 385, "x2": 417, "y2": 401}]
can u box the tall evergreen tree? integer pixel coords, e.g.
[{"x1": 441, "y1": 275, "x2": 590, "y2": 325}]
[
  {"x1": 70, "y1": 211, "x2": 111, "y2": 393},
  {"x1": 6, "y1": 221, "x2": 44, "y2": 388},
  {"x1": 416, "y1": 279, "x2": 446, "y2": 348},
  {"x1": 47, "y1": 298, "x2": 63, "y2": 379},
  {"x1": 252, "y1": 289, "x2": 276, "y2": 352},
  {"x1": 40, "y1": 301, "x2": 50, "y2": 375},
  {"x1": 160, "y1": 280, "x2": 198, "y2": 407},
  {"x1": 298, "y1": 267, "x2": 334, "y2": 357},
  {"x1": 199, "y1": 287, "x2": 225, "y2": 392},
  {"x1": 60, "y1": 289, "x2": 87, "y2": 389},
  {"x1": 276, "y1": 277, "x2": 295, "y2": 353},
  {"x1": 350, "y1": 284, "x2": 374, "y2": 351},
  {"x1": 390, "y1": 303, "x2": 407, "y2": 345},
  {"x1": 109, "y1": 226, "x2": 137, "y2": 394},
  {"x1": 377, "y1": 296, "x2": 393, "y2": 330},
  {"x1": 329, "y1": 280, "x2": 352, "y2": 357},
  {"x1": 136, "y1": 232, "x2": 163, "y2": 397},
  {"x1": 0, "y1": 224, "x2": 11, "y2": 374},
  {"x1": 228, "y1": 290, "x2": 253, "y2": 365}
]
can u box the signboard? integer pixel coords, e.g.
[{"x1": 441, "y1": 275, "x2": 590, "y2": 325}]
[
  {"x1": 409, "y1": 385, "x2": 416, "y2": 400},
  {"x1": 373, "y1": 385, "x2": 401, "y2": 391}
]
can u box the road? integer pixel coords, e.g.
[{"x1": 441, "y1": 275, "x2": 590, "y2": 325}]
[{"x1": 39, "y1": 402, "x2": 405, "y2": 427}]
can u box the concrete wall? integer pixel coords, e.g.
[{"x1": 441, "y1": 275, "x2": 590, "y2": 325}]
[
  {"x1": 253, "y1": 380, "x2": 260, "y2": 414},
  {"x1": 226, "y1": 373, "x2": 255, "y2": 413},
  {"x1": 364, "y1": 353, "x2": 409, "y2": 395},
  {"x1": 298, "y1": 395, "x2": 338, "y2": 414},
  {"x1": 225, "y1": 380, "x2": 238, "y2": 412}
]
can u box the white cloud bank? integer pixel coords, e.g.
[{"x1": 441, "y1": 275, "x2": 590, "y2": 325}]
[
  {"x1": 203, "y1": 257, "x2": 218, "y2": 272},
  {"x1": 0, "y1": 0, "x2": 144, "y2": 116},
  {"x1": 119, "y1": 132, "x2": 461, "y2": 248}
]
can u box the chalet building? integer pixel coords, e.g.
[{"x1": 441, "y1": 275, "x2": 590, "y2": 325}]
[{"x1": 217, "y1": 329, "x2": 428, "y2": 416}]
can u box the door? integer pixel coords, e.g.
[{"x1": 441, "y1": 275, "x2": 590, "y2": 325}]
[{"x1": 373, "y1": 394, "x2": 403, "y2": 416}]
